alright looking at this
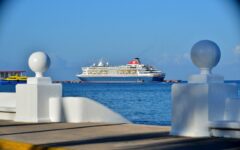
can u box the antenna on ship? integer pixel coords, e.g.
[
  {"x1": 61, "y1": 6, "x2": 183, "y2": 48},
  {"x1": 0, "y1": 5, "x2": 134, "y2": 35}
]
[
  {"x1": 98, "y1": 58, "x2": 108, "y2": 67},
  {"x1": 98, "y1": 60, "x2": 103, "y2": 67}
]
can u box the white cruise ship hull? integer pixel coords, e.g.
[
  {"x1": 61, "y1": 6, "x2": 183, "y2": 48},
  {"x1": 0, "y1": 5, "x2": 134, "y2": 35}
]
[{"x1": 77, "y1": 75, "x2": 165, "y2": 83}]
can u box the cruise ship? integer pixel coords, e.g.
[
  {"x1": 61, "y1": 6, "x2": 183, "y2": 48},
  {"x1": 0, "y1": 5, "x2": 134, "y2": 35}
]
[{"x1": 76, "y1": 58, "x2": 165, "y2": 83}]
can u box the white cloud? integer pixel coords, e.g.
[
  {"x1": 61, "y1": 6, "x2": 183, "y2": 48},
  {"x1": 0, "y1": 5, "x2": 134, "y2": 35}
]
[
  {"x1": 234, "y1": 44, "x2": 240, "y2": 54},
  {"x1": 173, "y1": 52, "x2": 191, "y2": 64},
  {"x1": 183, "y1": 52, "x2": 190, "y2": 60},
  {"x1": 157, "y1": 52, "x2": 191, "y2": 65}
]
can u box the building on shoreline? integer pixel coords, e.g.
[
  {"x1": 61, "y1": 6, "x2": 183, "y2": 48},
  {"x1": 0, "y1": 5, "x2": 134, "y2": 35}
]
[{"x1": 0, "y1": 70, "x2": 26, "y2": 80}]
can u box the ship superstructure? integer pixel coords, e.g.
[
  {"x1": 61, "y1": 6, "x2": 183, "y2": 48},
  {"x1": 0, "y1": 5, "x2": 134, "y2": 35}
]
[{"x1": 77, "y1": 58, "x2": 165, "y2": 83}]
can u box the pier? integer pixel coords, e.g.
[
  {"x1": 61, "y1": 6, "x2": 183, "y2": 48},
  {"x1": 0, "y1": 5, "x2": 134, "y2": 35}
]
[{"x1": 0, "y1": 121, "x2": 240, "y2": 150}]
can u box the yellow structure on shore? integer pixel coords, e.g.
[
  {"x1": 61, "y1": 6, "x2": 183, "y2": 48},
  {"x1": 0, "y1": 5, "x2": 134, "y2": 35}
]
[
  {"x1": 4, "y1": 75, "x2": 27, "y2": 81},
  {"x1": 0, "y1": 71, "x2": 27, "y2": 82}
]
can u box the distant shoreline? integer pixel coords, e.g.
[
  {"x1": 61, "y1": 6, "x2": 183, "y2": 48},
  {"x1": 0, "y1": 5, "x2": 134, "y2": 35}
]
[
  {"x1": 53, "y1": 79, "x2": 182, "y2": 84},
  {"x1": 52, "y1": 80, "x2": 240, "y2": 84}
]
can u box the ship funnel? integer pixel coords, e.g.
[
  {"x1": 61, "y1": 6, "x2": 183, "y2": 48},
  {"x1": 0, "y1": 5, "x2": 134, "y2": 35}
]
[
  {"x1": 134, "y1": 58, "x2": 141, "y2": 64},
  {"x1": 128, "y1": 58, "x2": 141, "y2": 65}
]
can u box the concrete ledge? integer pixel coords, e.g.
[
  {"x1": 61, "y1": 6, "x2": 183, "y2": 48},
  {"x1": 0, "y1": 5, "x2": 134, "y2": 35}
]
[
  {"x1": 209, "y1": 121, "x2": 240, "y2": 130},
  {"x1": 0, "y1": 112, "x2": 16, "y2": 120},
  {"x1": 0, "y1": 138, "x2": 66, "y2": 150},
  {"x1": 49, "y1": 97, "x2": 130, "y2": 123},
  {"x1": 210, "y1": 129, "x2": 240, "y2": 138},
  {"x1": 0, "y1": 107, "x2": 16, "y2": 113},
  {"x1": 209, "y1": 121, "x2": 240, "y2": 138}
]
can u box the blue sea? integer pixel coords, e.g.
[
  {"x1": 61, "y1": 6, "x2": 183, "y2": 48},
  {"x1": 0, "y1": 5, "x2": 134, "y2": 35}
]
[
  {"x1": 63, "y1": 83, "x2": 172, "y2": 125},
  {"x1": 1, "y1": 81, "x2": 240, "y2": 126}
]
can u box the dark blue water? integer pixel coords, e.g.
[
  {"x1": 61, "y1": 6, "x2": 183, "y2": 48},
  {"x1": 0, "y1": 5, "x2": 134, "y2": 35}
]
[
  {"x1": 1, "y1": 81, "x2": 240, "y2": 126},
  {"x1": 63, "y1": 83, "x2": 172, "y2": 125}
]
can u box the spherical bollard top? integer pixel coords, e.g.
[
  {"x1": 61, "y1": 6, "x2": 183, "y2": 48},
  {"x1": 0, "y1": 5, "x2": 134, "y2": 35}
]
[
  {"x1": 191, "y1": 40, "x2": 221, "y2": 74},
  {"x1": 28, "y1": 51, "x2": 51, "y2": 77}
]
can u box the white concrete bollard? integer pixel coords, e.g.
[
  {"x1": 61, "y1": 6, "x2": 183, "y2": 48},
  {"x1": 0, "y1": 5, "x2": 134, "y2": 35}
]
[
  {"x1": 171, "y1": 40, "x2": 238, "y2": 137},
  {"x1": 15, "y1": 52, "x2": 62, "y2": 122}
]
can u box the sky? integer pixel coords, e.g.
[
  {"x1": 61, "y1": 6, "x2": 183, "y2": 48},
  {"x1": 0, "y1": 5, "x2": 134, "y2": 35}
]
[{"x1": 0, "y1": 0, "x2": 240, "y2": 80}]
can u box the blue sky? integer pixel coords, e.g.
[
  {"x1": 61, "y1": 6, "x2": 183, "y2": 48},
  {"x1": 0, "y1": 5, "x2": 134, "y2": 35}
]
[{"x1": 0, "y1": 0, "x2": 240, "y2": 80}]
